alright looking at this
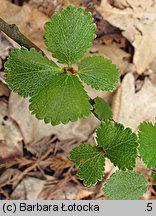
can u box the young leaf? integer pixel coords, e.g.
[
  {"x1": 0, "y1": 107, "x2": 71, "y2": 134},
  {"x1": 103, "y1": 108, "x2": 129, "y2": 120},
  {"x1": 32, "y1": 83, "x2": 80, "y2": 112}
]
[
  {"x1": 78, "y1": 56, "x2": 119, "y2": 91},
  {"x1": 93, "y1": 97, "x2": 112, "y2": 120},
  {"x1": 69, "y1": 144, "x2": 105, "y2": 186},
  {"x1": 29, "y1": 73, "x2": 92, "y2": 125},
  {"x1": 5, "y1": 48, "x2": 60, "y2": 97},
  {"x1": 96, "y1": 121, "x2": 138, "y2": 170},
  {"x1": 138, "y1": 122, "x2": 156, "y2": 168},
  {"x1": 44, "y1": 5, "x2": 96, "y2": 66},
  {"x1": 103, "y1": 170, "x2": 150, "y2": 200}
]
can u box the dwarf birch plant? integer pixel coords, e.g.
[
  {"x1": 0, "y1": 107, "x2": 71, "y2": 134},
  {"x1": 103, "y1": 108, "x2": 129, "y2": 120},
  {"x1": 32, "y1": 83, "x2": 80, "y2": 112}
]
[{"x1": 4, "y1": 5, "x2": 156, "y2": 200}]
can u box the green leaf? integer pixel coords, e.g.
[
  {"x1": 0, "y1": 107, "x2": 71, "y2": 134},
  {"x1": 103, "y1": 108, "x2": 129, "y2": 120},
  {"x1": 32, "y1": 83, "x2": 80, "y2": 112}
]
[
  {"x1": 5, "y1": 48, "x2": 60, "y2": 97},
  {"x1": 69, "y1": 144, "x2": 105, "y2": 186},
  {"x1": 78, "y1": 56, "x2": 119, "y2": 91},
  {"x1": 152, "y1": 172, "x2": 156, "y2": 183},
  {"x1": 29, "y1": 73, "x2": 92, "y2": 125},
  {"x1": 138, "y1": 122, "x2": 156, "y2": 168},
  {"x1": 44, "y1": 5, "x2": 96, "y2": 66},
  {"x1": 103, "y1": 170, "x2": 150, "y2": 200},
  {"x1": 96, "y1": 121, "x2": 138, "y2": 170},
  {"x1": 93, "y1": 97, "x2": 112, "y2": 120}
]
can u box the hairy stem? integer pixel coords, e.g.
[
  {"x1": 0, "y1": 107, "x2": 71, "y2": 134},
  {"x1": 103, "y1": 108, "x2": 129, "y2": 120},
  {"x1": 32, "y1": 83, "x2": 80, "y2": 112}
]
[{"x1": 0, "y1": 18, "x2": 44, "y2": 54}]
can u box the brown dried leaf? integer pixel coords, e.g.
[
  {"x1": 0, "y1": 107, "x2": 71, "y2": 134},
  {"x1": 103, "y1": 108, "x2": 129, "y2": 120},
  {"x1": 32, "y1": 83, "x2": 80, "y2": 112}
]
[
  {"x1": 0, "y1": 168, "x2": 20, "y2": 185},
  {"x1": 57, "y1": 0, "x2": 82, "y2": 8},
  {"x1": 11, "y1": 177, "x2": 46, "y2": 200},
  {"x1": 28, "y1": 0, "x2": 61, "y2": 17},
  {"x1": 8, "y1": 93, "x2": 56, "y2": 145},
  {"x1": 0, "y1": 0, "x2": 49, "y2": 51},
  {"x1": 112, "y1": 73, "x2": 156, "y2": 131},
  {"x1": 0, "y1": 100, "x2": 23, "y2": 160},
  {"x1": 0, "y1": 81, "x2": 10, "y2": 97},
  {"x1": 26, "y1": 135, "x2": 57, "y2": 157},
  {"x1": 0, "y1": 33, "x2": 13, "y2": 70},
  {"x1": 98, "y1": 0, "x2": 156, "y2": 74},
  {"x1": 28, "y1": 0, "x2": 82, "y2": 17},
  {"x1": 38, "y1": 181, "x2": 82, "y2": 200}
]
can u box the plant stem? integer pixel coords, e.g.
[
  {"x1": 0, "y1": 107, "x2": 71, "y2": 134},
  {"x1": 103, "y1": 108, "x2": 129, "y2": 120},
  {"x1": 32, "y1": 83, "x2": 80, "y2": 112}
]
[
  {"x1": 89, "y1": 98, "x2": 97, "y2": 118},
  {"x1": 0, "y1": 18, "x2": 44, "y2": 55}
]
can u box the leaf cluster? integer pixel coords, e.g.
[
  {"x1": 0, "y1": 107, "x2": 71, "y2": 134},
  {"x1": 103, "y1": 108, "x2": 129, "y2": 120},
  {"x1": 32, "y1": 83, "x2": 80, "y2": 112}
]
[
  {"x1": 4, "y1": 5, "x2": 119, "y2": 125},
  {"x1": 70, "y1": 119, "x2": 156, "y2": 200}
]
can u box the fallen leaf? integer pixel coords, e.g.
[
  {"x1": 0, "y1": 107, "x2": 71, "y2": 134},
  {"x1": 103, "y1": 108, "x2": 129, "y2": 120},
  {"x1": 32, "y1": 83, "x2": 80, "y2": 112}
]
[
  {"x1": 0, "y1": 81, "x2": 10, "y2": 97},
  {"x1": 112, "y1": 73, "x2": 156, "y2": 131},
  {"x1": 25, "y1": 135, "x2": 57, "y2": 157},
  {"x1": 98, "y1": 0, "x2": 156, "y2": 74},
  {"x1": 28, "y1": 0, "x2": 62, "y2": 17},
  {"x1": 57, "y1": 0, "x2": 82, "y2": 8},
  {"x1": 28, "y1": 0, "x2": 82, "y2": 17},
  {"x1": 11, "y1": 177, "x2": 46, "y2": 200},
  {"x1": 0, "y1": 99, "x2": 23, "y2": 160},
  {"x1": 0, "y1": 168, "x2": 20, "y2": 185},
  {"x1": 8, "y1": 92, "x2": 56, "y2": 145},
  {"x1": 38, "y1": 180, "x2": 95, "y2": 200},
  {"x1": 0, "y1": 0, "x2": 49, "y2": 51},
  {"x1": 61, "y1": 182, "x2": 80, "y2": 200},
  {"x1": 0, "y1": 33, "x2": 13, "y2": 70}
]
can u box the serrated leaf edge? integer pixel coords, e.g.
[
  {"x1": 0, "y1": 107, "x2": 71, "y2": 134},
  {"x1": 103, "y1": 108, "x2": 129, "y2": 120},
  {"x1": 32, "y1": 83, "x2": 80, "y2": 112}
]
[
  {"x1": 29, "y1": 74, "x2": 93, "y2": 125},
  {"x1": 138, "y1": 121, "x2": 156, "y2": 168},
  {"x1": 44, "y1": 5, "x2": 96, "y2": 65},
  {"x1": 69, "y1": 144, "x2": 105, "y2": 187},
  {"x1": 4, "y1": 47, "x2": 61, "y2": 98},
  {"x1": 78, "y1": 56, "x2": 119, "y2": 92},
  {"x1": 103, "y1": 170, "x2": 151, "y2": 200},
  {"x1": 96, "y1": 120, "x2": 138, "y2": 170},
  {"x1": 93, "y1": 96, "x2": 113, "y2": 120}
]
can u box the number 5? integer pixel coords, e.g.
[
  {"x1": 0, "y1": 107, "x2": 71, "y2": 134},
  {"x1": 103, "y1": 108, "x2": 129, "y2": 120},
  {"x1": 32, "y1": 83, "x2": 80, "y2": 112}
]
[{"x1": 147, "y1": 203, "x2": 152, "y2": 211}]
